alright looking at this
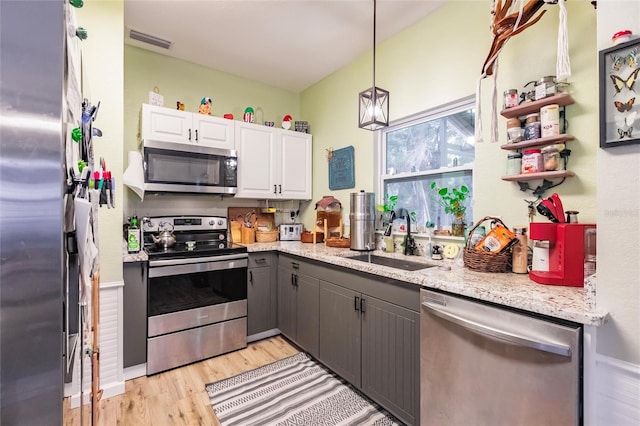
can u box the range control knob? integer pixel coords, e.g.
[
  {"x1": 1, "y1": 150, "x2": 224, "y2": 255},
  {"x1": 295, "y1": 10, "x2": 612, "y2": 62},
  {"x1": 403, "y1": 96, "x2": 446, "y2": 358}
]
[
  {"x1": 218, "y1": 234, "x2": 225, "y2": 240},
  {"x1": 209, "y1": 219, "x2": 215, "y2": 226},
  {"x1": 218, "y1": 219, "x2": 224, "y2": 226}
]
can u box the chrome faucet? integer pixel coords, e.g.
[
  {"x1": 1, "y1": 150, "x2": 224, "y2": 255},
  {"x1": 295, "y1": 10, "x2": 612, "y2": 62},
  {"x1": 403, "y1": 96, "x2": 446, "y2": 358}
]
[{"x1": 394, "y1": 208, "x2": 417, "y2": 256}]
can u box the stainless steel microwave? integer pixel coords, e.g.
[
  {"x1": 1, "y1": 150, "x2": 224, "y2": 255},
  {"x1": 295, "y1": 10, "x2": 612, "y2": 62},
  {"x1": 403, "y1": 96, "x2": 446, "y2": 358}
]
[{"x1": 143, "y1": 140, "x2": 237, "y2": 195}]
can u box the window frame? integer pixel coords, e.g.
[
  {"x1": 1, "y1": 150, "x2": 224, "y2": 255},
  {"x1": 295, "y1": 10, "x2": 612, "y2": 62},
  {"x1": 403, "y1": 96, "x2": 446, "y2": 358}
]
[{"x1": 375, "y1": 96, "x2": 475, "y2": 221}]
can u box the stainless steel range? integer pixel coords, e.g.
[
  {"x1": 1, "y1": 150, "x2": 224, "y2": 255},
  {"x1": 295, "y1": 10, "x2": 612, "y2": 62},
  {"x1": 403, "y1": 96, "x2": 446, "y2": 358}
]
[{"x1": 142, "y1": 216, "x2": 248, "y2": 375}]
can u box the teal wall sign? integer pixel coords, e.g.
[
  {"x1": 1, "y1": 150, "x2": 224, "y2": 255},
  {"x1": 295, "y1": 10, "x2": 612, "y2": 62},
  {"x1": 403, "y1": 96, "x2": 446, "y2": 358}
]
[{"x1": 329, "y1": 146, "x2": 355, "y2": 190}]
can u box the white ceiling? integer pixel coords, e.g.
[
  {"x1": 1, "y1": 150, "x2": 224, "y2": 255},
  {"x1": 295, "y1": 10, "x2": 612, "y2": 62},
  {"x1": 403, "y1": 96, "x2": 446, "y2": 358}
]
[{"x1": 124, "y1": 0, "x2": 446, "y2": 93}]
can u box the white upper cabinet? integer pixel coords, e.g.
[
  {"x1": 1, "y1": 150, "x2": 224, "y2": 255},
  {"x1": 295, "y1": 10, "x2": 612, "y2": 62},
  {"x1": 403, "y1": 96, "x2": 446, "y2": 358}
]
[
  {"x1": 235, "y1": 121, "x2": 312, "y2": 200},
  {"x1": 279, "y1": 130, "x2": 312, "y2": 200},
  {"x1": 142, "y1": 104, "x2": 235, "y2": 150}
]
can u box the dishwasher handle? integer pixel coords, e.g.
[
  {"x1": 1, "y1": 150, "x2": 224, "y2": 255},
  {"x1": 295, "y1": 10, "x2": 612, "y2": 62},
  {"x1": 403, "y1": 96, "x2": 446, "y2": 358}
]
[{"x1": 422, "y1": 301, "x2": 572, "y2": 357}]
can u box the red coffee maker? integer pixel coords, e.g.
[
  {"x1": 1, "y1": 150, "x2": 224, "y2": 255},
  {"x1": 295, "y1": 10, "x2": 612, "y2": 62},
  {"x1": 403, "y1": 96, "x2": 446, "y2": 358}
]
[{"x1": 529, "y1": 222, "x2": 596, "y2": 287}]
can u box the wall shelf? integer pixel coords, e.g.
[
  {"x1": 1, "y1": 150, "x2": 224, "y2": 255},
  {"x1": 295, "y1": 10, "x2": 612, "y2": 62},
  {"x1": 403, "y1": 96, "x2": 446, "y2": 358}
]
[
  {"x1": 500, "y1": 134, "x2": 575, "y2": 150},
  {"x1": 501, "y1": 170, "x2": 575, "y2": 182},
  {"x1": 500, "y1": 93, "x2": 575, "y2": 119}
]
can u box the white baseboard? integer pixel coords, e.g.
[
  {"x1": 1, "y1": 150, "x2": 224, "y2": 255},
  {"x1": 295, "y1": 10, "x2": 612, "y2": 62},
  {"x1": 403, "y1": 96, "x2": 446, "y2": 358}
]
[
  {"x1": 68, "y1": 380, "x2": 126, "y2": 408},
  {"x1": 124, "y1": 363, "x2": 147, "y2": 381},
  {"x1": 247, "y1": 329, "x2": 280, "y2": 343},
  {"x1": 594, "y1": 353, "x2": 640, "y2": 425}
]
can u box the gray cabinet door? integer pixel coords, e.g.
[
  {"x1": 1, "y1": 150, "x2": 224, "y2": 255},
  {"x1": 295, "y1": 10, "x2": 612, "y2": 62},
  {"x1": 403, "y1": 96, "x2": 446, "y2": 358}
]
[
  {"x1": 248, "y1": 265, "x2": 271, "y2": 335},
  {"x1": 361, "y1": 295, "x2": 419, "y2": 426},
  {"x1": 295, "y1": 272, "x2": 319, "y2": 358},
  {"x1": 248, "y1": 253, "x2": 277, "y2": 336},
  {"x1": 319, "y1": 280, "x2": 361, "y2": 387},
  {"x1": 277, "y1": 265, "x2": 296, "y2": 340},
  {"x1": 123, "y1": 261, "x2": 147, "y2": 368}
]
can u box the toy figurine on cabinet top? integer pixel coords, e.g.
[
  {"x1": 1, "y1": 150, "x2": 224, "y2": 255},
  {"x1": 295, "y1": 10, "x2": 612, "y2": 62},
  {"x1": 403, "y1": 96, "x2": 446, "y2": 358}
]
[
  {"x1": 282, "y1": 114, "x2": 292, "y2": 130},
  {"x1": 199, "y1": 97, "x2": 212, "y2": 115}
]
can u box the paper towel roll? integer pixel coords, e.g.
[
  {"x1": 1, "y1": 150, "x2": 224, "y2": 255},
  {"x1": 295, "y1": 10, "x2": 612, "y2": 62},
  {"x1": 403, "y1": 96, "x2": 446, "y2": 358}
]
[{"x1": 123, "y1": 150, "x2": 145, "y2": 201}]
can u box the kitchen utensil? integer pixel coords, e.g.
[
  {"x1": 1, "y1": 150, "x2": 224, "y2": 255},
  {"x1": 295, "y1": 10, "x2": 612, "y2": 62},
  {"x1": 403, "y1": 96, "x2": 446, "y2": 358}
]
[{"x1": 150, "y1": 222, "x2": 177, "y2": 249}]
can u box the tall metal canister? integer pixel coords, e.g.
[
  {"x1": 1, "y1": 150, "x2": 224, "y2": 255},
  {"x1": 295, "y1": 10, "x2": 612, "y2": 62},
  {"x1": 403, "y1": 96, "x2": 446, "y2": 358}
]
[{"x1": 349, "y1": 190, "x2": 376, "y2": 250}]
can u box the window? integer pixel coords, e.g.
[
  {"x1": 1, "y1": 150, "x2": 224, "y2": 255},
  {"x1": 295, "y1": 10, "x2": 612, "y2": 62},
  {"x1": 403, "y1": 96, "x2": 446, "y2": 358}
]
[{"x1": 377, "y1": 97, "x2": 475, "y2": 231}]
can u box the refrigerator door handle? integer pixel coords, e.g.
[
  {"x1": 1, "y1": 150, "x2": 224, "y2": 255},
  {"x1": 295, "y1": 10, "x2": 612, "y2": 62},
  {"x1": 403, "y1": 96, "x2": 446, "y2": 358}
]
[{"x1": 422, "y1": 301, "x2": 572, "y2": 357}]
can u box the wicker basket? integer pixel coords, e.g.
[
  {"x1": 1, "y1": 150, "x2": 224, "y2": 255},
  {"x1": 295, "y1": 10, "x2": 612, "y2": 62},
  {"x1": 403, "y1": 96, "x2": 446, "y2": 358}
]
[
  {"x1": 463, "y1": 216, "x2": 512, "y2": 273},
  {"x1": 255, "y1": 230, "x2": 279, "y2": 243}
]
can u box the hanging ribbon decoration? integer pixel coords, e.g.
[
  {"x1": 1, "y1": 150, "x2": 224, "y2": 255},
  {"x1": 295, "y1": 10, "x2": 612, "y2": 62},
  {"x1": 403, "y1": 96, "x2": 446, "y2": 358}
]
[{"x1": 475, "y1": 0, "x2": 548, "y2": 143}]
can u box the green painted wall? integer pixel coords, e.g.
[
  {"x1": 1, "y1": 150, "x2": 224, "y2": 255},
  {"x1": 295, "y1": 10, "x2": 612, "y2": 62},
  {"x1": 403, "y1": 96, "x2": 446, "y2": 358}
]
[
  {"x1": 301, "y1": 1, "x2": 597, "y2": 232},
  {"x1": 77, "y1": 1, "x2": 124, "y2": 284}
]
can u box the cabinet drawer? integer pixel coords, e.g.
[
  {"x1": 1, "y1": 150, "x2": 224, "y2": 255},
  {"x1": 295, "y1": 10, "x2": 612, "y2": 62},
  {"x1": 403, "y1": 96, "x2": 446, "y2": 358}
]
[{"x1": 249, "y1": 253, "x2": 273, "y2": 268}]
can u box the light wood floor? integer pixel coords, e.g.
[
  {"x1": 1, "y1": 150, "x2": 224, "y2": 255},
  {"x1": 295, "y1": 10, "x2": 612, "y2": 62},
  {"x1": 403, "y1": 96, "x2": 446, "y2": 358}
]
[{"x1": 63, "y1": 336, "x2": 299, "y2": 426}]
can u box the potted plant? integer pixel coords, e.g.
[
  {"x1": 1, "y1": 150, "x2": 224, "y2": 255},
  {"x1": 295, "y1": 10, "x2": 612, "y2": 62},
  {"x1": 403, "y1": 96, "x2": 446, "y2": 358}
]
[
  {"x1": 375, "y1": 194, "x2": 397, "y2": 230},
  {"x1": 429, "y1": 182, "x2": 470, "y2": 237}
]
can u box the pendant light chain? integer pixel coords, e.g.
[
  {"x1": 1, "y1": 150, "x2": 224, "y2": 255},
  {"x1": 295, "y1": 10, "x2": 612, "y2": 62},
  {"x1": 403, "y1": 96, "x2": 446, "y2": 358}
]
[
  {"x1": 373, "y1": 0, "x2": 377, "y2": 89},
  {"x1": 358, "y1": 0, "x2": 389, "y2": 130}
]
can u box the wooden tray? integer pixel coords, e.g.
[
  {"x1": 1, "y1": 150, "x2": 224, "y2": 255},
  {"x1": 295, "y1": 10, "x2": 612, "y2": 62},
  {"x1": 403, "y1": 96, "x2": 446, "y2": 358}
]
[
  {"x1": 301, "y1": 231, "x2": 324, "y2": 243},
  {"x1": 325, "y1": 237, "x2": 350, "y2": 248}
]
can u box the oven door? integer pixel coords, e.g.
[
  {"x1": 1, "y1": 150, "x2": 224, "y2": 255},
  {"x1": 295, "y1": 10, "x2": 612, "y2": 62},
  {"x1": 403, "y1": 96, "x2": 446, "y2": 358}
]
[
  {"x1": 143, "y1": 140, "x2": 237, "y2": 194},
  {"x1": 147, "y1": 254, "x2": 248, "y2": 337}
]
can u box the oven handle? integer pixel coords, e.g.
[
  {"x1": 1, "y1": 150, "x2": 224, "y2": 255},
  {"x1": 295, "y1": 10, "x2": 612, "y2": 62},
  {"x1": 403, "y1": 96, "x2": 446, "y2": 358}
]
[
  {"x1": 149, "y1": 256, "x2": 248, "y2": 278},
  {"x1": 149, "y1": 253, "x2": 248, "y2": 268}
]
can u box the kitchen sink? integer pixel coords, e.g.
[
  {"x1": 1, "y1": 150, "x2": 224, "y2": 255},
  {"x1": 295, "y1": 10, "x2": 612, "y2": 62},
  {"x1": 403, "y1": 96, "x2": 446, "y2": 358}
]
[{"x1": 346, "y1": 254, "x2": 436, "y2": 271}]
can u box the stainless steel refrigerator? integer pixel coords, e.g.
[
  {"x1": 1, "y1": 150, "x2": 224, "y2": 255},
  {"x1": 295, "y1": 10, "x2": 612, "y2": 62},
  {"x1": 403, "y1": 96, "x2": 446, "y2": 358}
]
[{"x1": 1, "y1": 1, "x2": 65, "y2": 424}]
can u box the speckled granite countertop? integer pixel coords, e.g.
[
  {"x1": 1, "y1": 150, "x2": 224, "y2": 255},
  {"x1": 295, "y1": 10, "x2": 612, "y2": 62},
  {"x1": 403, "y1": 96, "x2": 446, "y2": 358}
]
[
  {"x1": 245, "y1": 241, "x2": 607, "y2": 326},
  {"x1": 123, "y1": 240, "x2": 606, "y2": 325},
  {"x1": 122, "y1": 240, "x2": 148, "y2": 263}
]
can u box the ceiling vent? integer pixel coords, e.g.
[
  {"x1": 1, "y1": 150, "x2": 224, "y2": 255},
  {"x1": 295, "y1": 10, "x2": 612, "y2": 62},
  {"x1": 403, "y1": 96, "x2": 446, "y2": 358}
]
[{"x1": 129, "y1": 29, "x2": 172, "y2": 50}]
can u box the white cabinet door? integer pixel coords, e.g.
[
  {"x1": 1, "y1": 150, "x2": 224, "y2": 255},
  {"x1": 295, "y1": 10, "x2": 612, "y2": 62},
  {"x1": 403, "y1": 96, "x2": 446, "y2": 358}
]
[
  {"x1": 235, "y1": 122, "x2": 278, "y2": 199},
  {"x1": 142, "y1": 104, "x2": 235, "y2": 150},
  {"x1": 279, "y1": 130, "x2": 312, "y2": 200},
  {"x1": 142, "y1": 104, "x2": 192, "y2": 144},
  {"x1": 193, "y1": 114, "x2": 235, "y2": 150}
]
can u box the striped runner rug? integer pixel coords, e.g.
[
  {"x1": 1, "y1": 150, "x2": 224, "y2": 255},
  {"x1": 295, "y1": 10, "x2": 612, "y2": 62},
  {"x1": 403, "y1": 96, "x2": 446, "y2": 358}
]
[{"x1": 206, "y1": 352, "x2": 401, "y2": 426}]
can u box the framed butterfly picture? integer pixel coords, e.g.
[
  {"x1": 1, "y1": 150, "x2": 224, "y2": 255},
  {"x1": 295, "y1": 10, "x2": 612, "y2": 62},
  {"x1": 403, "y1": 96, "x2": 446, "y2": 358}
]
[{"x1": 599, "y1": 38, "x2": 640, "y2": 148}]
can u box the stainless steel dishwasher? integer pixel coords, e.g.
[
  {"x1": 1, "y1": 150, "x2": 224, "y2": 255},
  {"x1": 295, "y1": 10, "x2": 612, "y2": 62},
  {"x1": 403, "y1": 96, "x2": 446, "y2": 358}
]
[{"x1": 420, "y1": 289, "x2": 581, "y2": 426}]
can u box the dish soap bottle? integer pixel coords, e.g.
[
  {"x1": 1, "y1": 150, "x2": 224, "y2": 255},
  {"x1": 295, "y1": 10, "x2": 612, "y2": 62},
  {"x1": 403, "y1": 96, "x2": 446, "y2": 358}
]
[{"x1": 127, "y1": 216, "x2": 141, "y2": 254}]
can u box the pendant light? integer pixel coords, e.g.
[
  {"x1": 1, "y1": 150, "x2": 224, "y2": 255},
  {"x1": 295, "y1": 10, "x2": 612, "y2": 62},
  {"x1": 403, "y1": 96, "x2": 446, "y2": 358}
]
[{"x1": 358, "y1": 0, "x2": 389, "y2": 130}]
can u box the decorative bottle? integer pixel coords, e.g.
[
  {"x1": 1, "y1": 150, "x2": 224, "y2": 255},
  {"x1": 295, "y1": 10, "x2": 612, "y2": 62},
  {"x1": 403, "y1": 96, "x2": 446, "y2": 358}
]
[
  {"x1": 512, "y1": 226, "x2": 528, "y2": 274},
  {"x1": 127, "y1": 216, "x2": 141, "y2": 254}
]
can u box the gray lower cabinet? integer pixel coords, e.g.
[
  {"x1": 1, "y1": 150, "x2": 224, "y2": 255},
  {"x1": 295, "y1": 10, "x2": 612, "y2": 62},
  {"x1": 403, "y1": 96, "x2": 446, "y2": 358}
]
[
  {"x1": 278, "y1": 254, "x2": 419, "y2": 425},
  {"x1": 361, "y1": 296, "x2": 419, "y2": 426},
  {"x1": 319, "y1": 280, "x2": 419, "y2": 426},
  {"x1": 277, "y1": 257, "x2": 319, "y2": 358},
  {"x1": 247, "y1": 253, "x2": 277, "y2": 336},
  {"x1": 318, "y1": 281, "x2": 361, "y2": 386},
  {"x1": 123, "y1": 261, "x2": 147, "y2": 368}
]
